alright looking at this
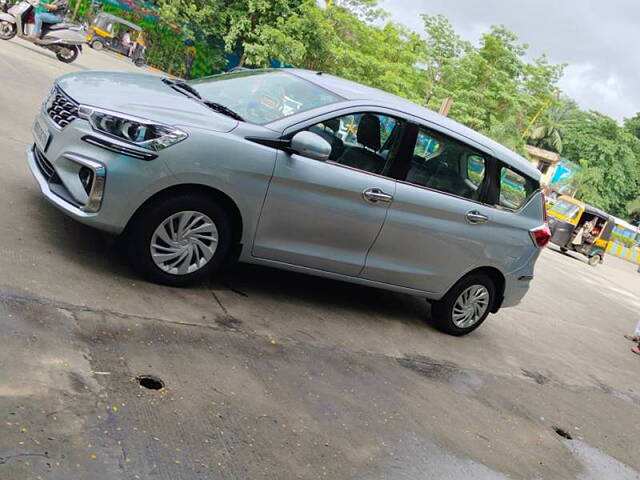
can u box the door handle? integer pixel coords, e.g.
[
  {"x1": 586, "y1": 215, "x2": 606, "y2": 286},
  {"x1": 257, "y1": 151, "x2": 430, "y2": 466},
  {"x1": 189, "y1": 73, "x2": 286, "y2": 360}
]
[
  {"x1": 465, "y1": 210, "x2": 488, "y2": 224},
  {"x1": 362, "y1": 188, "x2": 393, "y2": 205}
]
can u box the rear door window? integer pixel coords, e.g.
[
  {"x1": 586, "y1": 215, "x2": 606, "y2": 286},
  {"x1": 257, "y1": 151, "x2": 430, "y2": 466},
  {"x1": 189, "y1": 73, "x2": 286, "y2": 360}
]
[
  {"x1": 497, "y1": 167, "x2": 535, "y2": 210},
  {"x1": 404, "y1": 127, "x2": 487, "y2": 202}
]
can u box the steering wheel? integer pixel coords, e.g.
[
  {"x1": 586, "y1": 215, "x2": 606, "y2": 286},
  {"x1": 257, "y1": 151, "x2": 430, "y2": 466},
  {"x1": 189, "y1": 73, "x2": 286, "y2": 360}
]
[{"x1": 246, "y1": 100, "x2": 282, "y2": 123}]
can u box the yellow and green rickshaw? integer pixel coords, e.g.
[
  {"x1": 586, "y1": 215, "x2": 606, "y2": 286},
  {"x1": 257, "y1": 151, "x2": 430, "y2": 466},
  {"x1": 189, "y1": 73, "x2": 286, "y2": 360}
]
[
  {"x1": 86, "y1": 13, "x2": 146, "y2": 67},
  {"x1": 547, "y1": 195, "x2": 614, "y2": 266}
]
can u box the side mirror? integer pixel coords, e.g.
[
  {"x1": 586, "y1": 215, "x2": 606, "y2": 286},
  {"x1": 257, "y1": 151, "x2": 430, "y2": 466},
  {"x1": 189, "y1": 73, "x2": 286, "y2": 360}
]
[{"x1": 290, "y1": 131, "x2": 332, "y2": 161}]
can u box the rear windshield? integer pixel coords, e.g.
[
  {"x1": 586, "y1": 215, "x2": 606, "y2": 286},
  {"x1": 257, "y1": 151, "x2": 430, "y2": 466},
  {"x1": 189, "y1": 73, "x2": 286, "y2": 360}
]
[
  {"x1": 550, "y1": 199, "x2": 581, "y2": 220},
  {"x1": 189, "y1": 70, "x2": 342, "y2": 124}
]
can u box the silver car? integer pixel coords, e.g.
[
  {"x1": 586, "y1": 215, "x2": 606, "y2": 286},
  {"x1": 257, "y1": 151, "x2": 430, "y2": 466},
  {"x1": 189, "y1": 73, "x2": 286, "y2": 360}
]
[{"x1": 27, "y1": 69, "x2": 550, "y2": 335}]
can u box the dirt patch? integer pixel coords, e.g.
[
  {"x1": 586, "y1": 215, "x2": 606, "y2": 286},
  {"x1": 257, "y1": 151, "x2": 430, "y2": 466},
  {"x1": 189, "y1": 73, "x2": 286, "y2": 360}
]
[
  {"x1": 215, "y1": 315, "x2": 242, "y2": 332},
  {"x1": 521, "y1": 369, "x2": 550, "y2": 385},
  {"x1": 397, "y1": 355, "x2": 461, "y2": 381}
]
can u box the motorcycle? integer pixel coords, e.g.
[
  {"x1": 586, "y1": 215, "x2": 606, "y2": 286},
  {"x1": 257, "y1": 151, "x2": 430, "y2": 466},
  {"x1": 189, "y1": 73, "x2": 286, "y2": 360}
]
[{"x1": 0, "y1": 0, "x2": 85, "y2": 63}]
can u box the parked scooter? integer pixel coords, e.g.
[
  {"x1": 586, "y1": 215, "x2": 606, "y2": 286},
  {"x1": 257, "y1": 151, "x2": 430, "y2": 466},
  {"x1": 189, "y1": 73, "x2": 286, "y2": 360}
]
[{"x1": 0, "y1": 0, "x2": 84, "y2": 63}]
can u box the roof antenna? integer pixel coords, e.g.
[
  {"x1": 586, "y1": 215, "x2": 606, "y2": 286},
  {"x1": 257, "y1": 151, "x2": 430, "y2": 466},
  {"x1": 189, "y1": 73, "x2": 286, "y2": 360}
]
[{"x1": 316, "y1": 71, "x2": 324, "y2": 75}]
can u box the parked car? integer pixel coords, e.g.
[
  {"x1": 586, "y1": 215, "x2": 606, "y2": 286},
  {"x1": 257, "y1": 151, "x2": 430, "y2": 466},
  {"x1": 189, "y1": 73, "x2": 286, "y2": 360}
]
[{"x1": 27, "y1": 69, "x2": 549, "y2": 335}]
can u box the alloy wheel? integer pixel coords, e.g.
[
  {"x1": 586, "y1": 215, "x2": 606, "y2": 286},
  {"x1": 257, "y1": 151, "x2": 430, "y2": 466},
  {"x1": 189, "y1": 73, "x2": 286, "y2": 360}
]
[
  {"x1": 451, "y1": 285, "x2": 490, "y2": 328},
  {"x1": 150, "y1": 210, "x2": 218, "y2": 275}
]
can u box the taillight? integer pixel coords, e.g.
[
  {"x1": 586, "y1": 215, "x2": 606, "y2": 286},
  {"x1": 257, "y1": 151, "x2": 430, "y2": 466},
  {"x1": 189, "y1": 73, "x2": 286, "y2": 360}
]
[{"x1": 530, "y1": 225, "x2": 551, "y2": 248}]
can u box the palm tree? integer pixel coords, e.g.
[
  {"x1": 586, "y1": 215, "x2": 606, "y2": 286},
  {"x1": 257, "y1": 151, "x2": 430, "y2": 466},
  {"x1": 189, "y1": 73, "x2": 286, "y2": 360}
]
[{"x1": 527, "y1": 100, "x2": 578, "y2": 154}]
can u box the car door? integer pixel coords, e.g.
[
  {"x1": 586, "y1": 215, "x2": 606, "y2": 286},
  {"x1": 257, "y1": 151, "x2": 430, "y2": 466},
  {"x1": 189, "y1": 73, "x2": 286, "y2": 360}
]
[
  {"x1": 252, "y1": 111, "x2": 404, "y2": 276},
  {"x1": 360, "y1": 124, "x2": 500, "y2": 294}
]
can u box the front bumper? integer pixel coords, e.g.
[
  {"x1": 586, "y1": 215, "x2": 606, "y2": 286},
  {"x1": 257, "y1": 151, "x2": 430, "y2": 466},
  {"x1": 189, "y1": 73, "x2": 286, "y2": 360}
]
[
  {"x1": 27, "y1": 145, "x2": 104, "y2": 222},
  {"x1": 27, "y1": 102, "x2": 173, "y2": 234}
]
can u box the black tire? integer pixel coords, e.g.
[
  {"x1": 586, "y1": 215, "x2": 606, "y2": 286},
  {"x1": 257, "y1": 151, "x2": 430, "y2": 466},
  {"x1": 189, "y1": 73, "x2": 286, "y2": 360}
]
[
  {"x1": 588, "y1": 254, "x2": 601, "y2": 267},
  {"x1": 133, "y1": 57, "x2": 145, "y2": 68},
  {"x1": 0, "y1": 20, "x2": 16, "y2": 40},
  {"x1": 91, "y1": 39, "x2": 104, "y2": 50},
  {"x1": 56, "y1": 46, "x2": 79, "y2": 63},
  {"x1": 126, "y1": 193, "x2": 232, "y2": 287},
  {"x1": 560, "y1": 247, "x2": 568, "y2": 253},
  {"x1": 431, "y1": 274, "x2": 496, "y2": 336}
]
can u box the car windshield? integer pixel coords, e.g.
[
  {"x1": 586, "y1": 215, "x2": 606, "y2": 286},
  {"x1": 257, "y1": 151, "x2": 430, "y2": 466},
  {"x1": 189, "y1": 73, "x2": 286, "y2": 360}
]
[
  {"x1": 188, "y1": 70, "x2": 342, "y2": 124},
  {"x1": 550, "y1": 199, "x2": 581, "y2": 219}
]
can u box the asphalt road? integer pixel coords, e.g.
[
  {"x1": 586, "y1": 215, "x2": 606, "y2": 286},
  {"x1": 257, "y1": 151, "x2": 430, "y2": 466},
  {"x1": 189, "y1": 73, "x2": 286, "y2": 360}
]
[{"x1": 1, "y1": 39, "x2": 640, "y2": 480}]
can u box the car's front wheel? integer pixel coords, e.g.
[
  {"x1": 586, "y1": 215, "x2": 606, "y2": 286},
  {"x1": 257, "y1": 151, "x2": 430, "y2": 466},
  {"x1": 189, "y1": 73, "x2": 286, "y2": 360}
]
[
  {"x1": 431, "y1": 274, "x2": 496, "y2": 336},
  {"x1": 127, "y1": 194, "x2": 232, "y2": 286}
]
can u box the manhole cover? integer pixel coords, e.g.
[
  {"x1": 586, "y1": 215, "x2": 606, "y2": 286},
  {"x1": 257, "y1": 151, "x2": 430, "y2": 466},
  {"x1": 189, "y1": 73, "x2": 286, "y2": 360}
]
[
  {"x1": 137, "y1": 375, "x2": 165, "y2": 391},
  {"x1": 553, "y1": 426, "x2": 573, "y2": 440}
]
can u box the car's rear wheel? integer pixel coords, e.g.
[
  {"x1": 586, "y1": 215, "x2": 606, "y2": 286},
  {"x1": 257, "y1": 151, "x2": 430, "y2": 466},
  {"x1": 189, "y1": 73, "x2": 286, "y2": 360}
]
[
  {"x1": 431, "y1": 274, "x2": 496, "y2": 336},
  {"x1": 127, "y1": 194, "x2": 232, "y2": 286}
]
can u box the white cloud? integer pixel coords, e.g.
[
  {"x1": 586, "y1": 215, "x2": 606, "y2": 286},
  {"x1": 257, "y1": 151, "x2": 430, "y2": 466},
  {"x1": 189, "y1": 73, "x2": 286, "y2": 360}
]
[{"x1": 380, "y1": 0, "x2": 639, "y2": 121}]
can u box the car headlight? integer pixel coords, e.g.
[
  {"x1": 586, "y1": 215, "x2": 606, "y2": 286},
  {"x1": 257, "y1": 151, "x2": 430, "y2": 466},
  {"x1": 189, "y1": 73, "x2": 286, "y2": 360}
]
[{"x1": 79, "y1": 106, "x2": 187, "y2": 151}]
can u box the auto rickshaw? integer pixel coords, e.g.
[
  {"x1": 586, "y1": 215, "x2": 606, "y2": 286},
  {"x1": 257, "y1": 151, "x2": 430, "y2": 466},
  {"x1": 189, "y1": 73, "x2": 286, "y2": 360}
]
[
  {"x1": 547, "y1": 195, "x2": 614, "y2": 266},
  {"x1": 86, "y1": 12, "x2": 146, "y2": 67}
]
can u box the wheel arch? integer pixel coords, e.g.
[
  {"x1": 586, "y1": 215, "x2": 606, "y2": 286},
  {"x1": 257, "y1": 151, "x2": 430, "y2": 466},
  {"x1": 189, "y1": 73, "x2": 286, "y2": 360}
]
[
  {"x1": 453, "y1": 266, "x2": 506, "y2": 314},
  {"x1": 124, "y1": 183, "x2": 244, "y2": 248}
]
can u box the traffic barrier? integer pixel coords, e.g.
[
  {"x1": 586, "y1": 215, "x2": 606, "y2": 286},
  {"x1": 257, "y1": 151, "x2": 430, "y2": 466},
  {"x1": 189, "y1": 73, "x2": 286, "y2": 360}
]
[{"x1": 606, "y1": 242, "x2": 640, "y2": 264}]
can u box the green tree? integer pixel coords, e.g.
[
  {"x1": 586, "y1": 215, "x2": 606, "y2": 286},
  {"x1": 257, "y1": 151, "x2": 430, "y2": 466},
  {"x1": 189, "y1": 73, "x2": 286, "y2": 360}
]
[
  {"x1": 157, "y1": 0, "x2": 308, "y2": 67},
  {"x1": 623, "y1": 113, "x2": 640, "y2": 139},
  {"x1": 422, "y1": 24, "x2": 563, "y2": 151},
  {"x1": 420, "y1": 14, "x2": 469, "y2": 104},
  {"x1": 285, "y1": 1, "x2": 425, "y2": 101},
  {"x1": 562, "y1": 111, "x2": 640, "y2": 216}
]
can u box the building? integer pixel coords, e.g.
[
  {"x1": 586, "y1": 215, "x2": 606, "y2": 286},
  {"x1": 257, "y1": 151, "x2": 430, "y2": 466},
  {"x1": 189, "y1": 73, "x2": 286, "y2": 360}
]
[{"x1": 524, "y1": 145, "x2": 560, "y2": 185}]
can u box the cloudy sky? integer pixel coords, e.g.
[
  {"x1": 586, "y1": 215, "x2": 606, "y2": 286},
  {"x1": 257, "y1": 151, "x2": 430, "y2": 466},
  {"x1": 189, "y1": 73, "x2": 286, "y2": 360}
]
[{"x1": 380, "y1": 0, "x2": 638, "y2": 122}]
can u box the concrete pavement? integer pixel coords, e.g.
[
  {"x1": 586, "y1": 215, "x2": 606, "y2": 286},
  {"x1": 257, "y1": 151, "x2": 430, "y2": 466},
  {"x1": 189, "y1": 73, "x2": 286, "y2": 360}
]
[{"x1": 1, "y1": 39, "x2": 639, "y2": 479}]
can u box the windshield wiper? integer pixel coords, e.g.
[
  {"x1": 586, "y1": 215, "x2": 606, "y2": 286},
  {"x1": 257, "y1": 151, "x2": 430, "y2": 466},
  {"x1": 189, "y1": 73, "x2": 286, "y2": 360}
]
[
  {"x1": 203, "y1": 101, "x2": 245, "y2": 122},
  {"x1": 162, "y1": 77, "x2": 244, "y2": 122},
  {"x1": 162, "y1": 77, "x2": 202, "y2": 99}
]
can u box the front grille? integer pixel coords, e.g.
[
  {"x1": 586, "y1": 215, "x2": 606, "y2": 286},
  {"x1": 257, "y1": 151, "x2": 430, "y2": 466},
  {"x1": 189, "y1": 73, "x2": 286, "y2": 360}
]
[
  {"x1": 33, "y1": 145, "x2": 55, "y2": 180},
  {"x1": 46, "y1": 86, "x2": 79, "y2": 128}
]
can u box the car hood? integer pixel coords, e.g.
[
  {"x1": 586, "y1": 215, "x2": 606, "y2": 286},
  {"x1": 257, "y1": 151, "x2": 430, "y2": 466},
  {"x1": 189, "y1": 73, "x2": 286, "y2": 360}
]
[{"x1": 56, "y1": 71, "x2": 238, "y2": 133}]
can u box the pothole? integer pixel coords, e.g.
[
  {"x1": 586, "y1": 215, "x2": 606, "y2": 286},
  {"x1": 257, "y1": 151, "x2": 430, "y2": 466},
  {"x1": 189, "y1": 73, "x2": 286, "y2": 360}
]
[
  {"x1": 137, "y1": 375, "x2": 165, "y2": 391},
  {"x1": 553, "y1": 426, "x2": 573, "y2": 440}
]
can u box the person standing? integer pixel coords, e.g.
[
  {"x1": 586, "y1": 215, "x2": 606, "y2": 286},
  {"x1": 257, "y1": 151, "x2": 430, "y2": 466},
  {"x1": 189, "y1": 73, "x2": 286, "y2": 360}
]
[
  {"x1": 184, "y1": 39, "x2": 197, "y2": 80},
  {"x1": 626, "y1": 320, "x2": 640, "y2": 356},
  {"x1": 29, "y1": 0, "x2": 68, "y2": 39}
]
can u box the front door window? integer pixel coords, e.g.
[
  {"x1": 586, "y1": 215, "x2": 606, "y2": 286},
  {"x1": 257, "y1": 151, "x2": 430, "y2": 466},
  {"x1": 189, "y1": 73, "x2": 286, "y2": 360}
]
[{"x1": 307, "y1": 113, "x2": 402, "y2": 176}]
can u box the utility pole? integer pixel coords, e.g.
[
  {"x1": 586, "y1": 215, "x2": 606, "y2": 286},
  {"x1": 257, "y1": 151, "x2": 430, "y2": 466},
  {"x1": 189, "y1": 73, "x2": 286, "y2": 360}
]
[
  {"x1": 438, "y1": 97, "x2": 453, "y2": 117},
  {"x1": 521, "y1": 89, "x2": 560, "y2": 139}
]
